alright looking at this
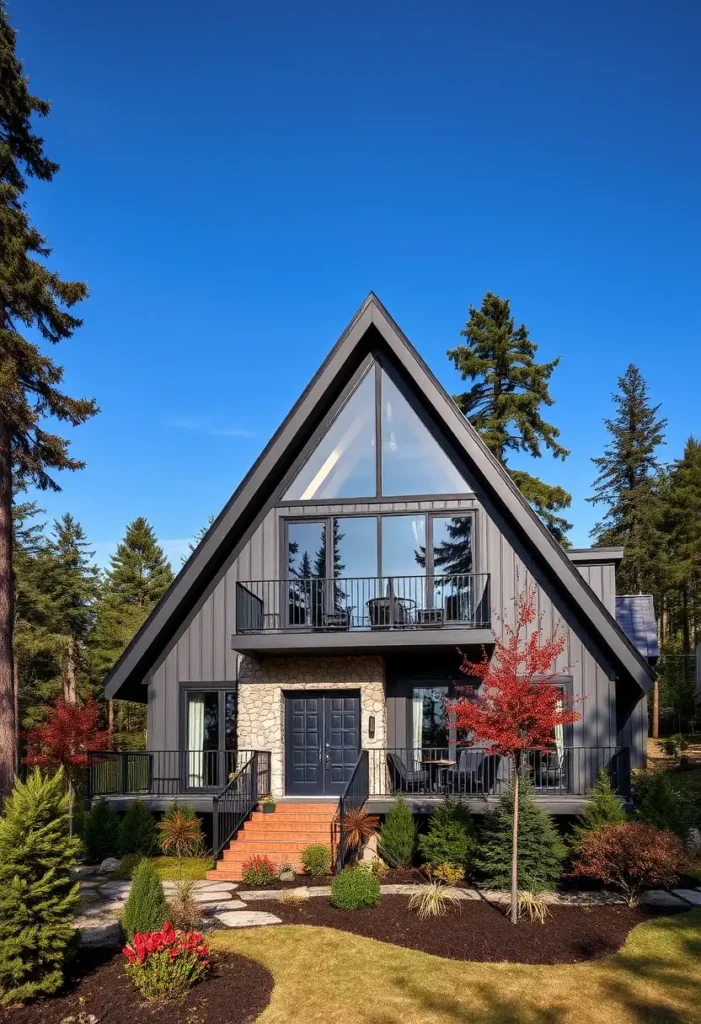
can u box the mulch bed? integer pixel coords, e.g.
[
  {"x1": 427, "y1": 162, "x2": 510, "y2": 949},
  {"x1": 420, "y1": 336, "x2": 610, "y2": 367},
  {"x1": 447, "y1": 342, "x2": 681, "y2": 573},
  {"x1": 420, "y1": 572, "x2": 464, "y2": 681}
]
[
  {"x1": 0, "y1": 949, "x2": 273, "y2": 1024},
  {"x1": 237, "y1": 867, "x2": 466, "y2": 892},
  {"x1": 264, "y1": 894, "x2": 688, "y2": 964}
]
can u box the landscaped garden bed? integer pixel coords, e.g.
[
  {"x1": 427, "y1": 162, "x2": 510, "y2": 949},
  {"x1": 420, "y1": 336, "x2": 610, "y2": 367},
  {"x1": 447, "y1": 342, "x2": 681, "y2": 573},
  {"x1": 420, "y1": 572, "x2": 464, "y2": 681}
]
[
  {"x1": 256, "y1": 894, "x2": 689, "y2": 964},
  {"x1": 0, "y1": 948, "x2": 273, "y2": 1024}
]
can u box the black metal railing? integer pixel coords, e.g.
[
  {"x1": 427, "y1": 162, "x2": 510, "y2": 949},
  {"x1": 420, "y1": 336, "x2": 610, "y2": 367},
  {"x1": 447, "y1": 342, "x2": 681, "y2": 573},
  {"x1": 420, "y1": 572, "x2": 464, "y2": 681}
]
[
  {"x1": 87, "y1": 749, "x2": 264, "y2": 798},
  {"x1": 212, "y1": 750, "x2": 272, "y2": 863},
  {"x1": 236, "y1": 573, "x2": 491, "y2": 633},
  {"x1": 368, "y1": 746, "x2": 630, "y2": 799},
  {"x1": 335, "y1": 750, "x2": 369, "y2": 871}
]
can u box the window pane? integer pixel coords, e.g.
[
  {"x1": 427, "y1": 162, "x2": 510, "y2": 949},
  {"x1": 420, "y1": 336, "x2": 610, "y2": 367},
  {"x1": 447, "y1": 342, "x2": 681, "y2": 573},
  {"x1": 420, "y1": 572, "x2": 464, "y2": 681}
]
[
  {"x1": 225, "y1": 691, "x2": 237, "y2": 751},
  {"x1": 381, "y1": 515, "x2": 426, "y2": 578},
  {"x1": 284, "y1": 370, "x2": 377, "y2": 500},
  {"x1": 432, "y1": 516, "x2": 473, "y2": 575},
  {"x1": 413, "y1": 686, "x2": 449, "y2": 748},
  {"x1": 381, "y1": 371, "x2": 471, "y2": 496},
  {"x1": 335, "y1": 517, "x2": 379, "y2": 628},
  {"x1": 287, "y1": 521, "x2": 325, "y2": 627}
]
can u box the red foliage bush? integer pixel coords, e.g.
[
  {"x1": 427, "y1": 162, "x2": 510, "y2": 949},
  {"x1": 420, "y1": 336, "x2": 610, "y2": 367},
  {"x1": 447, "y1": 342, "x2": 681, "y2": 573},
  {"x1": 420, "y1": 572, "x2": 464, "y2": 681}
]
[
  {"x1": 241, "y1": 854, "x2": 277, "y2": 886},
  {"x1": 123, "y1": 921, "x2": 209, "y2": 1001},
  {"x1": 570, "y1": 823, "x2": 688, "y2": 906}
]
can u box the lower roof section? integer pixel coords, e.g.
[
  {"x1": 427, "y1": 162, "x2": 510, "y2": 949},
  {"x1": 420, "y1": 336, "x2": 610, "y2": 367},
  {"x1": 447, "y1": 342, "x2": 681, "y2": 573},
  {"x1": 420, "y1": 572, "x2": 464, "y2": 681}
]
[{"x1": 231, "y1": 627, "x2": 494, "y2": 658}]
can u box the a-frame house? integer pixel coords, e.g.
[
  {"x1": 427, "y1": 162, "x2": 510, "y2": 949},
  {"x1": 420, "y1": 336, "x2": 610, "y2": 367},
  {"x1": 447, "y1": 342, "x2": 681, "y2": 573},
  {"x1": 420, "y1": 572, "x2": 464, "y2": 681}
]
[{"x1": 100, "y1": 294, "x2": 654, "y2": 877}]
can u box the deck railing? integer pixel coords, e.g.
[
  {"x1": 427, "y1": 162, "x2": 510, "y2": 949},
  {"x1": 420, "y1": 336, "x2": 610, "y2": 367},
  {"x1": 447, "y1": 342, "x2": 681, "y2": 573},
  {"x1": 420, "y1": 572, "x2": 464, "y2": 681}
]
[
  {"x1": 335, "y1": 750, "x2": 370, "y2": 870},
  {"x1": 86, "y1": 749, "x2": 267, "y2": 798},
  {"x1": 236, "y1": 573, "x2": 490, "y2": 633},
  {"x1": 212, "y1": 751, "x2": 272, "y2": 863},
  {"x1": 368, "y1": 746, "x2": 630, "y2": 799}
]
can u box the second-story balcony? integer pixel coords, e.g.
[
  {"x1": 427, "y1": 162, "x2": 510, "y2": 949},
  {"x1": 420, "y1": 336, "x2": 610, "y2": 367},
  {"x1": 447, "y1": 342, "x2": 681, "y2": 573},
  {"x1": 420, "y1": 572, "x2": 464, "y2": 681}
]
[{"x1": 233, "y1": 574, "x2": 491, "y2": 654}]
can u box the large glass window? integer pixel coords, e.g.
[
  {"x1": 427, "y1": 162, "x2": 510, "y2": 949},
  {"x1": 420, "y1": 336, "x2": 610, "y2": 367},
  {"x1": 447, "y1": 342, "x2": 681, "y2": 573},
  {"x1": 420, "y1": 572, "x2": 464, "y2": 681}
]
[
  {"x1": 287, "y1": 520, "x2": 325, "y2": 626},
  {"x1": 186, "y1": 689, "x2": 236, "y2": 788},
  {"x1": 283, "y1": 370, "x2": 376, "y2": 500},
  {"x1": 334, "y1": 517, "x2": 378, "y2": 627},
  {"x1": 381, "y1": 371, "x2": 470, "y2": 496},
  {"x1": 412, "y1": 686, "x2": 449, "y2": 751},
  {"x1": 381, "y1": 515, "x2": 426, "y2": 578}
]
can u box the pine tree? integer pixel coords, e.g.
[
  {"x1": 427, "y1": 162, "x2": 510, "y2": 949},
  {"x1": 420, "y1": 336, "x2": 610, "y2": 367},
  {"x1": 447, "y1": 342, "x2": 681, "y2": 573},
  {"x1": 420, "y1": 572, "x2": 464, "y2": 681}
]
[
  {"x1": 448, "y1": 292, "x2": 572, "y2": 542},
  {"x1": 122, "y1": 858, "x2": 169, "y2": 939},
  {"x1": 0, "y1": 5, "x2": 97, "y2": 796},
  {"x1": 183, "y1": 513, "x2": 215, "y2": 563},
  {"x1": 0, "y1": 769, "x2": 81, "y2": 1005},
  {"x1": 378, "y1": 796, "x2": 417, "y2": 868},
  {"x1": 82, "y1": 798, "x2": 122, "y2": 863},
  {"x1": 119, "y1": 800, "x2": 159, "y2": 856},
  {"x1": 569, "y1": 768, "x2": 627, "y2": 850},
  {"x1": 660, "y1": 438, "x2": 701, "y2": 652},
  {"x1": 476, "y1": 781, "x2": 566, "y2": 891},
  {"x1": 588, "y1": 365, "x2": 666, "y2": 594}
]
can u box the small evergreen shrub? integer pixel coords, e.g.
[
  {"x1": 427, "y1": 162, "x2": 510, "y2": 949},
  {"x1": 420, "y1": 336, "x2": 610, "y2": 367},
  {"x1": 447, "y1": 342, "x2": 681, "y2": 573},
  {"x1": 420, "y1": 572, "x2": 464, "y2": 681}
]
[
  {"x1": 301, "y1": 844, "x2": 332, "y2": 876},
  {"x1": 160, "y1": 802, "x2": 205, "y2": 857},
  {"x1": 82, "y1": 798, "x2": 121, "y2": 863},
  {"x1": 124, "y1": 922, "x2": 209, "y2": 1001},
  {"x1": 0, "y1": 769, "x2": 81, "y2": 1006},
  {"x1": 241, "y1": 855, "x2": 277, "y2": 886},
  {"x1": 112, "y1": 853, "x2": 145, "y2": 880},
  {"x1": 367, "y1": 858, "x2": 389, "y2": 878},
  {"x1": 330, "y1": 867, "x2": 381, "y2": 909},
  {"x1": 418, "y1": 801, "x2": 476, "y2": 873},
  {"x1": 120, "y1": 801, "x2": 159, "y2": 856},
  {"x1": 570, "y1": 823, "x2": 688, "y2": 906},
  {"x1": 476, "y1": 783, "x2": 566, "y2": 891},
  {"x1": 378, "y1": 797, "x2": 417, "y2": 868},
  {"x1": 632, "y1": 769, "x2": 697, "y2": 842},
  {"x1": 432, "y1": 862, "x2": 464, "y2": 884},
  {"x1": 122, "y1": 859, "x2": 169, "y2": 939},
  {"x1": 569, "y1": 768, "x2": 627, "y2": 850}
]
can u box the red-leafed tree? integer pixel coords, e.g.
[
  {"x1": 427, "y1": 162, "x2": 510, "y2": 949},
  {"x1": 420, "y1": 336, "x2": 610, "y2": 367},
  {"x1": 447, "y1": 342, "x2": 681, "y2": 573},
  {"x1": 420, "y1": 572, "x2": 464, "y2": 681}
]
[
  {"x1": 448, "y1": 587, "x2": 580, "y2": 923},
  {"x1": 24, "y1": 697, "x2": 110, "y2": 832}
]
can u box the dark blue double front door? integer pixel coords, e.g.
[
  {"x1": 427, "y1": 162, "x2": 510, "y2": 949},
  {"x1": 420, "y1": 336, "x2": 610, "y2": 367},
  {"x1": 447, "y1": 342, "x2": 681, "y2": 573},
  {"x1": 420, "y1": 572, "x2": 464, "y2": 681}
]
[{"x1": 284, "y1": 691, "x2": 360, "y2": 796}]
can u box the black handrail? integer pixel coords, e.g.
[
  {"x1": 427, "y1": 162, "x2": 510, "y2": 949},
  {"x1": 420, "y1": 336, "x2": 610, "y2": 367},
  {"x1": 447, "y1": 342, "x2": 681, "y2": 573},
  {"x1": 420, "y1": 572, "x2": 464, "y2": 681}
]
[
  {"x1": 336, "y1": 749, "x2": 369, "y2": 871},
  {"x1": 212, "y1": 751, "x2": 272, "y2": 864}
]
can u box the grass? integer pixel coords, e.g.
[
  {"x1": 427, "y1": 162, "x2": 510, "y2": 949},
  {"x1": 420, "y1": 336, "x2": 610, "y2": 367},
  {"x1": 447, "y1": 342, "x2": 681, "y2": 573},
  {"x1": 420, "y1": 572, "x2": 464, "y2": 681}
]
[
  {"x1": 151, "y1": 856, "x2": 210, "y2": 881},
  {"x1": 212, "y1": 909, "x2": 701, "y2": 1023}
]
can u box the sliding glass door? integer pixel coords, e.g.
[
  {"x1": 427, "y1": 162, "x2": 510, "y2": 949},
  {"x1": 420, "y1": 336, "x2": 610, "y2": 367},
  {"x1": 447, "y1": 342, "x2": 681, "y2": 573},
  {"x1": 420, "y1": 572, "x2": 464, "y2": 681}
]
[{"x1": 184, "y1": 688, "x2": 237, "y2": 789}]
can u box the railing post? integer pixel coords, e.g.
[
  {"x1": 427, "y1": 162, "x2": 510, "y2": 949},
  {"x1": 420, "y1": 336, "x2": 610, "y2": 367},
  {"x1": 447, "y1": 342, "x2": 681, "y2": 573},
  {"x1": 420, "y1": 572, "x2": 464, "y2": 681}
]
[
  {"x1": 121, "y1": 753, "x2": 129, "y2": 795},
  {"x1": 212, "y1": 794, "x2": 219, "y2": 867},
  {"x1": 252, "y1": 751, "x2": 259, "y2": 808}
]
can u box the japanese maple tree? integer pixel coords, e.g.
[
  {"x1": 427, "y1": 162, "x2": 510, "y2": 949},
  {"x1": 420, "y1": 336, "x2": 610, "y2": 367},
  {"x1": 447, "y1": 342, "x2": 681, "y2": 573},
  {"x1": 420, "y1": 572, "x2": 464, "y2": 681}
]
[
  {"x1": 24, "y1": 696, "x2": 110, "y2": 833},
  {"x1": 448, "y1": 587, "x2": 580, "y2": 923}
]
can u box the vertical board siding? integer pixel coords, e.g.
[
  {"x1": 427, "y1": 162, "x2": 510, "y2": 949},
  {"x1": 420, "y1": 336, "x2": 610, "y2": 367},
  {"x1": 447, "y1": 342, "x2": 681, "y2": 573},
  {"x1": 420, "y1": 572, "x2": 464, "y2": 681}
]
[{"x1": 145, "y1": 495, "x2": 635, "y2": 755}]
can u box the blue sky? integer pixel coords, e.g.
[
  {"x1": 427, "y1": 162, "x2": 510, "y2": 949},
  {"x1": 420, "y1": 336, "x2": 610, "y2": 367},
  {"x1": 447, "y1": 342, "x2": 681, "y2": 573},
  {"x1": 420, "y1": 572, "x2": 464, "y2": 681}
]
[{"x1": 13, "y1": 0, "x2": 701, "y2": 565}]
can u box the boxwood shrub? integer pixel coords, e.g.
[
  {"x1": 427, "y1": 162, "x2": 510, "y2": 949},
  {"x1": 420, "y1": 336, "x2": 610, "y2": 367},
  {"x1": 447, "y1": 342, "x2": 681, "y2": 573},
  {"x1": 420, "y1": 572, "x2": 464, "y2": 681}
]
[{"x1": 330, "y1": 867, "x2": 381, "y2": 910}]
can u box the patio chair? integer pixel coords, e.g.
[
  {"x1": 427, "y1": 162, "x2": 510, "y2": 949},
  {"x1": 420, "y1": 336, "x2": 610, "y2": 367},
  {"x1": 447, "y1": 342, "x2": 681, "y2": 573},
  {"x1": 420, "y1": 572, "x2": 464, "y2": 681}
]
[
  {"x1": 446, "y1": 749, "x2": 486, "y2": 794},
  {"x1": 386, "y1": 752, "x2": 430, "y2": 794},
  {"x1": 475, "y1": 754, "x2": 501, "y2": 793}
]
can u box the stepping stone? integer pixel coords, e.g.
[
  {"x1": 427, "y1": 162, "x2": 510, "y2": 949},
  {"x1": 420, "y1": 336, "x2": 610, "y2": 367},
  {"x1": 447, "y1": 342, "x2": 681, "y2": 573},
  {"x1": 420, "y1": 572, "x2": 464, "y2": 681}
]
[
  {"x1": 79, "y1": 881, "x2": 99, "y2": 891},
  {"x1": 642, "y1": 890, "x2": 687, "y2": 907},
  {"x1": 100, "y1": 883, "x2": 131, "y2": 896},
  {"x1": 190, "y1": 892, "x2": 237, "y2": 904},
  {"x1": 215, "y1": 910, "x2": 281, "y2": 928},
  {"x1": 192, "y1": 882, "x2": 238, "y2": 892},
  {"x1": 76, "y1": 918, "x2": 122, "y2": 947},
  {"x1": 672, "y1": 889, "x2": 701, "y2": 906},
  {"x1": 200, "y1": 900, "x2": 248, "y2": 914}
]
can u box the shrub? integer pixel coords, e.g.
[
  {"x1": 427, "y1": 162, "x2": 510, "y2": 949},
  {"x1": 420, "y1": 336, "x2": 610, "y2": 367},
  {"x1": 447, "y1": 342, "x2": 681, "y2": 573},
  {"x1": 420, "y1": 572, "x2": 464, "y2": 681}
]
[
  {"x1": 112, "y1": 853, "x2": 145, "y2": 880},
  {"x1": 301, "y1": 844, "x2": 332, "y2": 877},
  {"x1": 378, "y1": 797, "x2": 417, "y2": 868},
  {"x1": 408, "y1": 881, "x2": 461, "y2": 919},
  {"x1": 160, "y1": 803, "x2": 205, "y2": 857},
  {"x1": 82, "y1": 798, "x2": 122, "y2": 863},
  {"x1": 367, "y1": 857, "x2": 389, "y2": 878},
  {"x1": 241, "y1": 854, "x2": 277, "y2": 886},
  {"x1": 570, "y1": 768, "x2": 628, "y2": 850},
  {"x1": 633, "y1": 769, "x2": 697, "y2": 841},
  {"x1": 432, "y1": 862, "x2": 464, "y2": 885},
  {"x1": 167, "y1": 879, "x2": 203, "y2": 932},
  {"x1": 330, "y1": 867, "x2": 381, "y2": 910},
  {"x1": 510, "y1": 890, "x2": 551, "y2": 924},
  {"x1": 418, "y1": 801, "x2": 476, "y2": 873},
  {"x1": 122, "y1": 859, "x2": 169, "y2": 939},
  {"x1": 476, "y1": 783, "x2": 566, "y2": 891},
  {"x1": 0, "y1": 769, "x2": 81, "y2": 1006},
  {"x1": 662, "y1": 734, "x2": 689, "y2": 757},
  {"x1": 341, "y1": 808, "x2": 380, "y2": 853},
  {"x1": 123, "y1": 922, "x2": 208, "y2": 1001},
  {"x1": 570, "y1": 823, "x2": 688, "y2": 906},
  {"x1": 278, "y1": 887, "x2": 310, "y2": 906},
  {"x1": 120, "y1": 801, "x2": 159, "y2": 856}
]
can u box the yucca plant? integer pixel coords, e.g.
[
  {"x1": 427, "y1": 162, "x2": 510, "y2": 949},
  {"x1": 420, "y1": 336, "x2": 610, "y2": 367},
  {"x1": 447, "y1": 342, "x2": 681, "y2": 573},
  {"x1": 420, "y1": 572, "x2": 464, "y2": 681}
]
[
  {"x1": 408, "y1": 881, "x2": 462, "y2": 920},
  {"x1": 341, "y1": 808, "x2": 380, "y2": 854},
  {"x1": 510, "y1": 890, "x2": 551, "y2": 924}
]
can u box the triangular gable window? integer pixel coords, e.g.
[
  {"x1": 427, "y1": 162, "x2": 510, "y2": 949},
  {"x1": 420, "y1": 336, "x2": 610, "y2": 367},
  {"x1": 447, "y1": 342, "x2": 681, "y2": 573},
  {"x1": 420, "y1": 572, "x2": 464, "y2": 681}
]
[{"x1": 283, "y1": 363, "x2": 473, "y2": 501}]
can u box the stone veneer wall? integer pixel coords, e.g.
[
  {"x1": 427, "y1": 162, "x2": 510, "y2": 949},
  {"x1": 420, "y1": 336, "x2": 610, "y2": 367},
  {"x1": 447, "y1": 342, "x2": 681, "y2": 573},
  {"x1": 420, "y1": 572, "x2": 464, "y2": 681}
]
[{"x1": 237, "y1": 656, "x2": 386, "y2": 798}]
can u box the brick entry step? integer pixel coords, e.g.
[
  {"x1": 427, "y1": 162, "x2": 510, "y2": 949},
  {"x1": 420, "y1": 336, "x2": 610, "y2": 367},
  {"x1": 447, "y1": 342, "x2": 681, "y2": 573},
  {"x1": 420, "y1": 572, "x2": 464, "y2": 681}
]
[{"x1": 207, "y1": 801, "x2": 338, "y2": 881}]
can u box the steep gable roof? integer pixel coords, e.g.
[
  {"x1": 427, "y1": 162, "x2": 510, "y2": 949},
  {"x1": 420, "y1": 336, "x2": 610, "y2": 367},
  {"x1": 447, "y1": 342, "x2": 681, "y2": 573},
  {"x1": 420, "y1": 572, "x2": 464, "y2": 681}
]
[{"x1": 105, "y1": 294, "x2": 655, "y2": 701}]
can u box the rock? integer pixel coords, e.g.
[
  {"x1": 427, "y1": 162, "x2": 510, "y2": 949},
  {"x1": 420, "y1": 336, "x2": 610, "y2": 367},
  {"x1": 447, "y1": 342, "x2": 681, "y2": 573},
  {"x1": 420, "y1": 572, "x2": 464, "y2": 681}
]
[
  {"x1": 278, "y1": 871, "x2": 296, "y2": 882},
  {"x1": 76, "y1": 918, "x2": 122, "y2": 947},
  {"x1": 71, "y1": 864, "x2": 99, "y2": 878},
  {"x1": 215, "y1": 910, "x2": 281, "y2": 928},
  {"x1": 98, "y1": 858, "x2": 120, "y2": 874}
]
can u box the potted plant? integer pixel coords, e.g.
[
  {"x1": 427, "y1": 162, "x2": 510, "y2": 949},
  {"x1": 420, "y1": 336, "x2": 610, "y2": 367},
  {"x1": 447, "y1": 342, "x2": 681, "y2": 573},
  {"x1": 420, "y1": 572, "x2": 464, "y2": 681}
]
[{"x1": 262, "y1": 794, "x2": 276, "y2": 814}]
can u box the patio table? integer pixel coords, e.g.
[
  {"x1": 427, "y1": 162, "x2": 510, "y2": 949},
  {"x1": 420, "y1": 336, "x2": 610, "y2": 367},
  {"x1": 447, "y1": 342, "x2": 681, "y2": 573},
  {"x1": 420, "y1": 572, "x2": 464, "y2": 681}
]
[{"x1": 421, "y1": 758, "x2": 456, "y2": 793}]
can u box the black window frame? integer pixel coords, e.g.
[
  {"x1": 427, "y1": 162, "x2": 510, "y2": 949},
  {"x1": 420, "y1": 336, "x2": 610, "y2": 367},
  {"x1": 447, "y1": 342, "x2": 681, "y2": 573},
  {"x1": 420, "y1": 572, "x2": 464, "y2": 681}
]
[{"x1": 179, "y1": 682, "x2": 238, "y2": 755}]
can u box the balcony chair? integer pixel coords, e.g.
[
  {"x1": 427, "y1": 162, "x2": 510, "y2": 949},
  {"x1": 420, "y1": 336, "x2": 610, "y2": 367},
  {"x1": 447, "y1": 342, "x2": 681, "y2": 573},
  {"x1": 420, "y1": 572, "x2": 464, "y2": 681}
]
[{"x1": 386, "y1": 752, "x2": 430, "y2": 794}]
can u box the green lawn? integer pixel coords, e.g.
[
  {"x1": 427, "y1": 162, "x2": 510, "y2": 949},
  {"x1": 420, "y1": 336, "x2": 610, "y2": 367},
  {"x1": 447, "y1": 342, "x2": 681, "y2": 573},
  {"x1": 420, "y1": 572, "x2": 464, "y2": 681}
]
[
  {"x1": 151, "y1": 856, "x2": 210, "y2": 881},
  {"x1": 212, "y1": 909, "x2": 701, "y2": 1024}
]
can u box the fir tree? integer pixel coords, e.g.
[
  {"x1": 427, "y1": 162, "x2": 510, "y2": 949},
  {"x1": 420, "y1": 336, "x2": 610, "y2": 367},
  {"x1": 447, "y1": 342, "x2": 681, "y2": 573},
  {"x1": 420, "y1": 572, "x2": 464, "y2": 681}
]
[
  {"x1": 448, "y1": 292, "x2": 572, "y2": 543},
  {"x1": 82, "y1": 798, "x2": 122, "y2": 863},
  {"x1": 588, "y1": 365, "x2": 666, "y2": 594},
  {"x1": 183, "y1": 513, "x2": 215, "y2": 563},
  {"x1": 378, "y1": 796, "x2": 417, "y2": 868},
  {"x1": 476, "y1": 781, "x2": 566, "y2": 891},
  {"x1": 0, "y1": 769, "x2": 81, "y2": 1005},
  {"x1": 0, "y1": 5, "x2": 97, "y2": 795},
  {"x1": 569, "y1": 768, "x2": 627, "y2": 850},
  {"x1": 122, "y1": 859, "x2": 169, "y2": 939},
  {"x1": 660, "y1": 438, "x2": 701, "y2": 652},
  {"x1": 119, "y1": 800, "x2": 159, "y2": 856}
]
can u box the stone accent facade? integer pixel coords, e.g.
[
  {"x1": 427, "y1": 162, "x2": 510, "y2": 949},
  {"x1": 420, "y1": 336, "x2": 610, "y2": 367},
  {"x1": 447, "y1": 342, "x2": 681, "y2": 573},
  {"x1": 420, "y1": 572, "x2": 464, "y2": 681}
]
[{"x1": 237, "y1": 656, "x2": 386, "y2": 798}]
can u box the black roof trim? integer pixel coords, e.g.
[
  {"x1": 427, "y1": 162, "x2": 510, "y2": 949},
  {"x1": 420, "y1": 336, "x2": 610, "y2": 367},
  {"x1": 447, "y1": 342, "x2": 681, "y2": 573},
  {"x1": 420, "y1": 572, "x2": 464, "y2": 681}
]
[{"x1": 104, "y1": 294, "x2": 654, "y2": 701}]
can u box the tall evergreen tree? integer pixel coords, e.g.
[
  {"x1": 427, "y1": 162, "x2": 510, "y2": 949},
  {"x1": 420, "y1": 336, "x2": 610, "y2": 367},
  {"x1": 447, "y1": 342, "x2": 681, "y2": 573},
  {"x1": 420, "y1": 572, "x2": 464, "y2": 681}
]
[
  {"x1": 0, "y1": 6, "x2": 97, "y2": 795},
  {"x1": 588, "y1": 365, "x2": 666, "y2": 594},
  {"x1": 184, "y1": 512, "x2": 215, "y2": 563},
  {"x1": 660, "y1": 437, "x2": 701, "y2": 651},
  {"x1": 448, "y1": 292, "x2": 572, "y2": 542}
]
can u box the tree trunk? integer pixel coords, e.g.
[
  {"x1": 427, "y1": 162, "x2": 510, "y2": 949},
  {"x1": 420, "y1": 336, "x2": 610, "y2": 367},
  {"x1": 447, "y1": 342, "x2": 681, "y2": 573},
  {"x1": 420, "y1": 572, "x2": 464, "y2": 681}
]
[
  {"x1": 63, "y1": 636, "x2": 78, "y2": 703},
  {"x1": 652, "y1": 678, "x2": 659, "y2": 739},
  {"x1": 682, "y1": 586, "x2": 690, "y2": 653},
  {"x1": 0, "y1": 427, "x2": 17, "y2": 798},
  {"x1": 510, "y1": 757, "x2": 519, "y2": 925}
]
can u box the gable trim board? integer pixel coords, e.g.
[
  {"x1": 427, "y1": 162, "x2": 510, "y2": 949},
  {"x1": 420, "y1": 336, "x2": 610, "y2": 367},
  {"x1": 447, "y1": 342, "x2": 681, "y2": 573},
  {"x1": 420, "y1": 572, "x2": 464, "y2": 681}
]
[{"x1": 104, "y1": 294, "x2": 655, "y2": 703}]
